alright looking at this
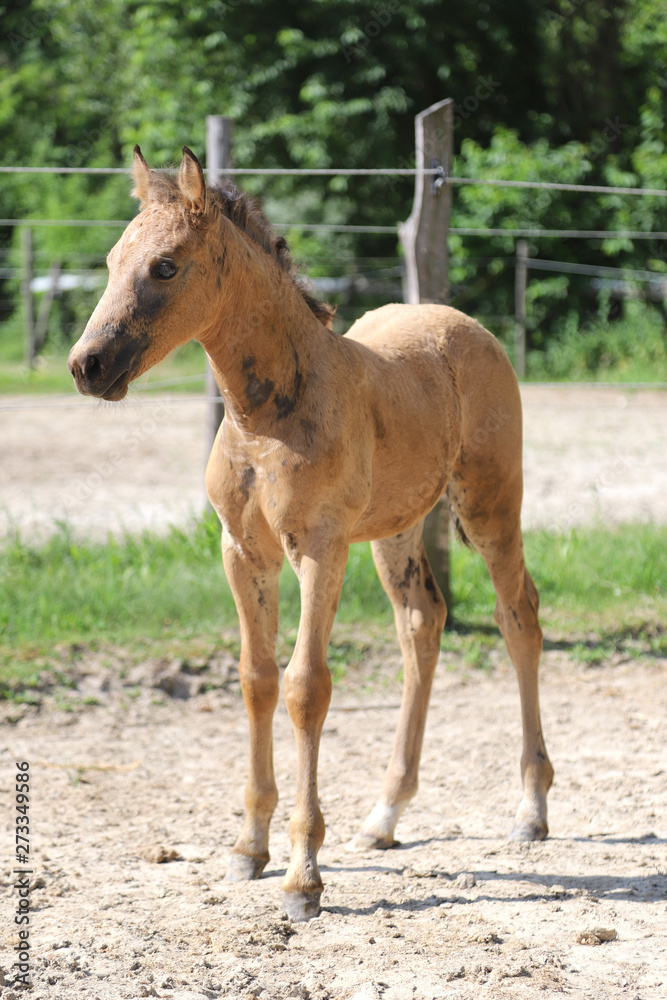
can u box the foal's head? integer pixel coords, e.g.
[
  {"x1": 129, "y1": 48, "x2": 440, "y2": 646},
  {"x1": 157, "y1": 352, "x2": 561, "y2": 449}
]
[
  {"x1": 68, "y1": 146, "x2": 332, "y2": 401},
  {"x1": 68, "y1": 146, "x2": 225, "y2": 400}
]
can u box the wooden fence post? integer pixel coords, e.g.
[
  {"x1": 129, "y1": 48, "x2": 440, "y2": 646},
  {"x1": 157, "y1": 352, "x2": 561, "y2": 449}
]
[
  {"x1": 514, "y1": 239, "x2": 528, "y2": 378},
  {"x1": 205, "y1": 115, "x2": 233, "y2": 457},
  {"x1": 34, "y1": 259, "x2": 61, "y2": 355},
  {"x1": 21, "y1": 227, "x2": 35, "y2": 369},
  {"x1": 399, "y1": 98, "x2": 453, "y2": 614}
]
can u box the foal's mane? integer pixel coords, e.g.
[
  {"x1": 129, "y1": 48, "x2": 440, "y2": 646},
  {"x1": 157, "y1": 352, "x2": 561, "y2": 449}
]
[
  {"x1": 211, "y1": 182, "x2": 335, "y2": 328},
  {"x1": 150, "y1": 171, "x2": 334, "y2": 328}
]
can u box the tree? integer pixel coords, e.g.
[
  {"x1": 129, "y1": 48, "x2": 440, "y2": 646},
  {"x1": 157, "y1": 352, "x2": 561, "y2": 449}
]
[{"x1": 1, "y1": 0, "x2": 665, "y2": 362}]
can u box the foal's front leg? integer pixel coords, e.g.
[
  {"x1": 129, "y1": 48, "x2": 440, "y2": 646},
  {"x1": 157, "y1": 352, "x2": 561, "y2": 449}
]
[
  {"x1": 281, "y1": 533, "x2": 349, "y2": 922},
  {"x1": 222, "y1": 528, "x2": 283, "y2": 881}
]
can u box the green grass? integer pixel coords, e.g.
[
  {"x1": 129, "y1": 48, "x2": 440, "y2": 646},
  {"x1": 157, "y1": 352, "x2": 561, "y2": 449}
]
[
  {"x1": 0, "y1": 515, "x2": 391, "y2": 651},
  {"x1": 1, "y1": 515, "x2": 665, "y2": 700}
]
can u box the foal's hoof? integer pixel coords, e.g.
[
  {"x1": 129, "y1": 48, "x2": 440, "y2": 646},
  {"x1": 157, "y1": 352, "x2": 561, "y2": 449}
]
[
  {"x1": 509, "y1": 820, "x2": 548, "y2": 843},
  {"x1": 344, "y1": 830, "x2": 399, "y2": 852},
  {"x1": 225, "y1": 852, "x2": 268, "y2": 881},
  {"x1": 281, "y1": 890, "x2": 321, "y2": 923}
]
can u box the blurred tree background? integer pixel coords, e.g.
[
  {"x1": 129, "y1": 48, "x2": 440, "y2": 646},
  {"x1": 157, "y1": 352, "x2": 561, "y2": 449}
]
[{"x1": 1, "y1": 0, "x2": 666, "y2": 377}]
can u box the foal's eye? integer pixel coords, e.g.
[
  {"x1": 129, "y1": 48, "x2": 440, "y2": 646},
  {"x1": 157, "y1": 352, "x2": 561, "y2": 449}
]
[{"x1": 153, "y1": 260, "x2": 178, "y2": 280}]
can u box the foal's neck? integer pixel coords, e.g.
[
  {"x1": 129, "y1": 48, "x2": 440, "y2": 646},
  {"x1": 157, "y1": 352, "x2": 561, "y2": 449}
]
[{"x1": 199, "y1": 223, "x2": 331, "y2": 432}]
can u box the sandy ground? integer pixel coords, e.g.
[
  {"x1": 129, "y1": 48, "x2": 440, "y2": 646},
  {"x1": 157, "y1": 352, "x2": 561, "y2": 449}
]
[
  {"x1": 1, "y1": 645, "x2": 665, "y2": 1000},
  {"x1": 1, "y1": 385, "x2": 666, "y2": 999},
  {"x1": 1, "y1": 385, "x2": 667, "y2": 539}
]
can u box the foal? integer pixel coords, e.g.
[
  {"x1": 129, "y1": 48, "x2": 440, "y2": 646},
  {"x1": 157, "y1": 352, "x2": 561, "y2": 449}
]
[{"x1": 68, "y1": 146, "x2": 553, "y2": 921}]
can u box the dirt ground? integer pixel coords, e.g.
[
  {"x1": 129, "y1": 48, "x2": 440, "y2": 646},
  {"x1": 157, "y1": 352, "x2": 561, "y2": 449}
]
[
  {"x1": 1, "y1": 645, "x2": 665, "y2": 1000},
  {"x1": 1, "y1": 385, "x2": 666, "y2": 999},
  {"x1": 1, "y1": 385, "x2": 667, "y2": 538}
]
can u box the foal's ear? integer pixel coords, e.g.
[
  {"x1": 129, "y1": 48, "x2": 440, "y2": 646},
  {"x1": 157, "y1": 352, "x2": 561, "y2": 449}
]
[
  {"x1": 132, "y1": 145, "x2": 152, "y2": 205},
  {"x1": 179, "y1": 146, "x2": 207, "y2": 215}
]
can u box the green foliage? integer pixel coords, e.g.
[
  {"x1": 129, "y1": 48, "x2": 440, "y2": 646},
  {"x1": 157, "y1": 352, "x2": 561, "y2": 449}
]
[
  {"x1": 527, "y1": 300, "x2": 667, "y2": 381},
  {"x1": 1, "y1": 0, "x2": 666, "y2": 366}
]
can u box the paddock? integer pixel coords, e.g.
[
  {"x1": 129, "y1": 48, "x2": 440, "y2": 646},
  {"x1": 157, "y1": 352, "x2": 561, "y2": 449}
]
[
  {"x1": 1, "y1": 383, "x2": 666, "y2": 997},
  {"x1": 3, "y1": 629, "x2": 666, "y2": 999},
  {"x1": 2, "y1": 385, "x2": 667, "y2": 539}
]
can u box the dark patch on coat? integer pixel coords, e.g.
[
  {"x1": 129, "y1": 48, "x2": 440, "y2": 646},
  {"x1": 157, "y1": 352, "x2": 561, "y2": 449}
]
[
  {"x1": 274, "y1": 353, "x2": 304, "y2": 419},
  {"x1": 285, "y1": 533, "x2": 298, "y2": 556},
  {"x1": 240, "y1": 465, "x2": 256, "y2": 501},
  {"x1": 299, "y1": 417, "x2": 316, "y2": 447},
  {"x1": 246, "y1": 374, "x2": 274, "y2": 411},
  {"x1": 241, "y1": 356, "x2": 275, "y2": 412},
  {"x1": 371, "y1": 405, "x2": 386, "y2": 441},
  {"x1": 400, "y1": 557, "x2": 420, "y2": 590},
  {"x1": 133, "y1": 274, "x2": 167, "y2": 321}
]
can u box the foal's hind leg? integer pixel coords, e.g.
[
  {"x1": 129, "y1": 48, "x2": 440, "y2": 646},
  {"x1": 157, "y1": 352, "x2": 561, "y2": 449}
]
[
  {"x1": 451, "y1": 490, "x2": 554, "y2": 840},
  {"x1": 347, "y1": 520, "x2": 447, "y2": 851},
  {"x1": 221, "y1": 526, "x2": 283, "y2": 881}
]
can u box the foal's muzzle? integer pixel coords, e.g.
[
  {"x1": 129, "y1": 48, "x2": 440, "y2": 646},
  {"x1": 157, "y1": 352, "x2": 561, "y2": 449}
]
[{"x1": 68, "y1": 325, "x2": 145, "y2": 401}]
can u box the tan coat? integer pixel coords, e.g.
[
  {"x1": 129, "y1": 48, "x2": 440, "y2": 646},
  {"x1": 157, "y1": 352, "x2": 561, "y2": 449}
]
[{"x1": 68, "y1": 147, "x2": 553, "y2": 922}]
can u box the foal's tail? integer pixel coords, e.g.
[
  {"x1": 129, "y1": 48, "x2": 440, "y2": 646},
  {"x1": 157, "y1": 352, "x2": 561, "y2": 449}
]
[{"x1": 449, "y1": 503, "x2": 474, "y2": 549}]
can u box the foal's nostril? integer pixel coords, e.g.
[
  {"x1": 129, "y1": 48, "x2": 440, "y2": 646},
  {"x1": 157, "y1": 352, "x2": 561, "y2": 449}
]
[{"x1": 81, "y1": 354, "x2": 101, "y2": 381}]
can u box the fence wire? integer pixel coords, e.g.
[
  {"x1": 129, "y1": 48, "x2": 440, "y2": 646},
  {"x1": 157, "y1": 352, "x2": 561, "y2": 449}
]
[
  {"x1": 3, "y1": 219, "x2": 667, "y2": 240},
  {"x1": 1, "y1": 164, "x2": 667, "y2": 198}
]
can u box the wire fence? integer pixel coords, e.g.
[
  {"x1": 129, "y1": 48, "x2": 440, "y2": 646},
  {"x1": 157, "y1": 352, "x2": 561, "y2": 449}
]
[
  {"x1": 2, "y1": 161, "x2": 667, "y2": 401},
  {"x1": 2, "y1": 162, "x2": 667, "y2": 198},
  {"x1": 3, "y1": 218, "x2": 667, "y2": 241}
]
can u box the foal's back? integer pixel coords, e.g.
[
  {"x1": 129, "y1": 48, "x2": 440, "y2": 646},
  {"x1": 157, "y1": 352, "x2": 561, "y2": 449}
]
[{"x1": 344, "y1": 303, "x2": 523, "y2": 543}]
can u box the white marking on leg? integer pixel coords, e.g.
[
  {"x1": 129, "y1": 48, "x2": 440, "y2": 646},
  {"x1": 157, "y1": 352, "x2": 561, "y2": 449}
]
[{"x1": 362, "y1": 801, "x2": 403, "y2": 839}]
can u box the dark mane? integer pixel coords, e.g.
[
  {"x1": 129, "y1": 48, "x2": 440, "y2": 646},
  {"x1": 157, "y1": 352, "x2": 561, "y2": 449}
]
[
  {"x1": 149, "y1": 171, "x2": 333, "y2": 328},
  {"x1": 210, "y1": 182, "x2": 334, "y2": 328}
]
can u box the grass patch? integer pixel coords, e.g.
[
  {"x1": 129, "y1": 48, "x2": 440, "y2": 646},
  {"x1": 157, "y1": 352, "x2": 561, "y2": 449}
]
[{"x1": 1, "y1": 516, "x2": 665, "y2": 698}]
